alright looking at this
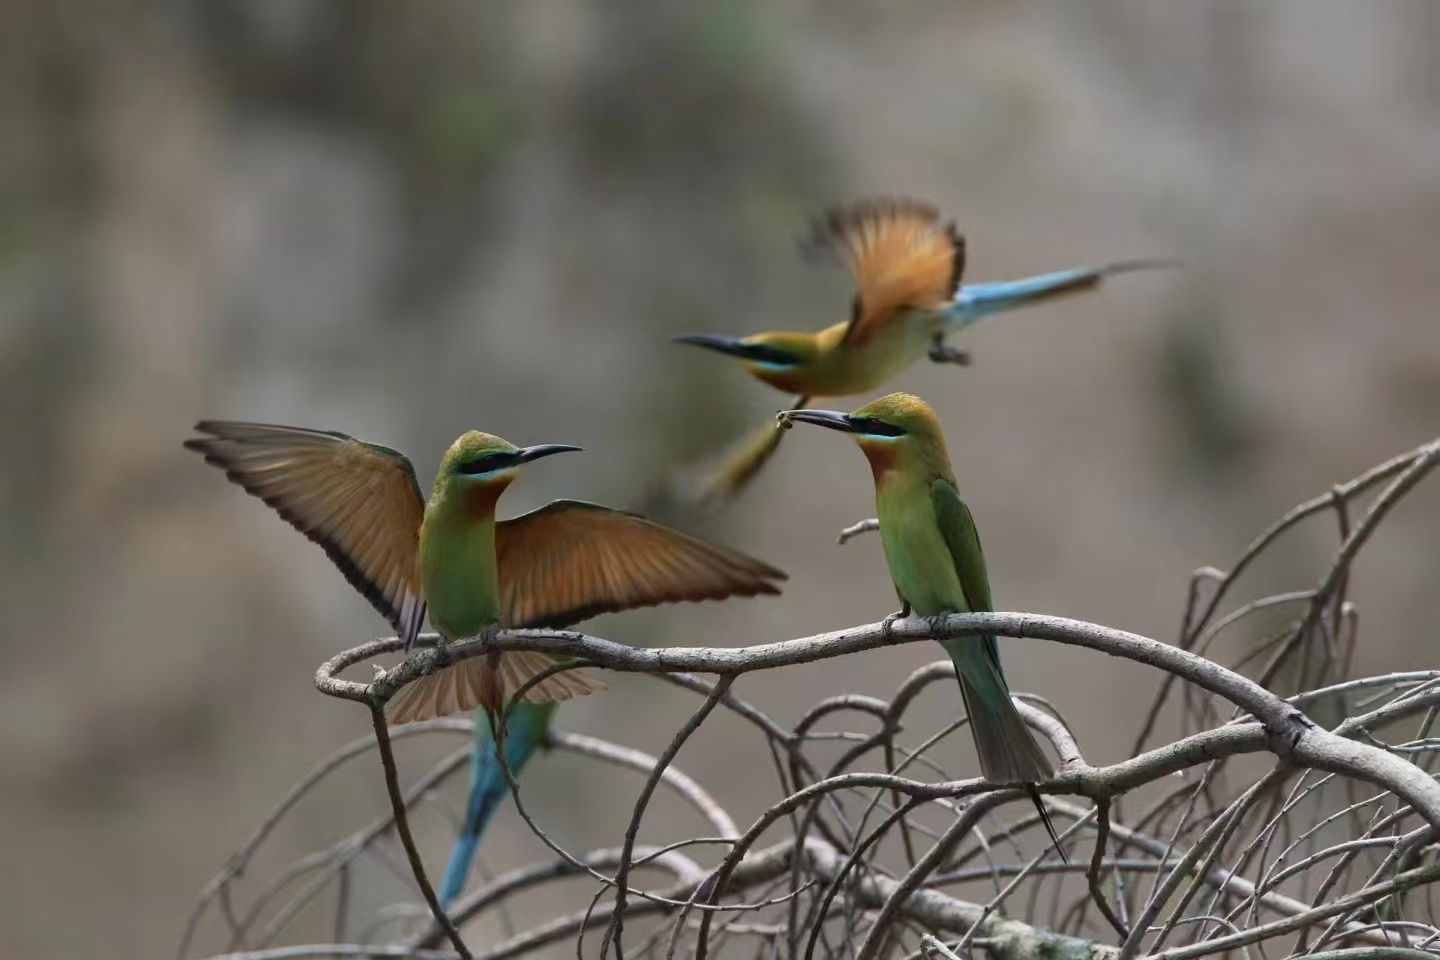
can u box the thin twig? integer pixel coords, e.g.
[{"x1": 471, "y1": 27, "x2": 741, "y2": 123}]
[
  {"x1": 550, "y1": 731, "x2": 739, "y2": 839},
  {"x1": 603, "y1": 676, "x2": 734, "y2": 960},
  {"x1": 1089, "y1": 799, "x2": 1130, "y2": 939},
  {"x1": 368, "y1": 705, "x2": 473, "y2": 960}
]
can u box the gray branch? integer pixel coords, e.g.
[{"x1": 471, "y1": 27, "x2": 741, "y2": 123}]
[{"x1": 317, "y1": 612, "x2": 1440, "y2": 830}]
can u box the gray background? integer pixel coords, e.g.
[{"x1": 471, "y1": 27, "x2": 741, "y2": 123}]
[{"x1": 3, "y1": 2, "x2": 1439, "y2": 956}]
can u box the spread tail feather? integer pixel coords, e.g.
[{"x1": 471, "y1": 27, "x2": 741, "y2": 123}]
[{"x1": 387, "y1": 651, "x2": 604, "y2": 724}]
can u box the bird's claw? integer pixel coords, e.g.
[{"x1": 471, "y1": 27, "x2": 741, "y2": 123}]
[
  {"x1": 928, "y1": 339, "x2": 971, "y2": 366},
  {"x1": 881, "y1": 608, "x2": 910, "y2": 642}
]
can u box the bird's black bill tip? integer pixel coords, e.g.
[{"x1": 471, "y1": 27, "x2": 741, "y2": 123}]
[
  {"x1": 517, "y1": 443, "x2": 584, "y2": 464},
  {"x1": 672, "y1": 332, "x2": 748, "y2": 357},
  {"x1": 776, "y1": 408, "x2": 857, "y2": 433},
  {"x1": 676, "y1": 333, "x2": 801, "y2": 368}
]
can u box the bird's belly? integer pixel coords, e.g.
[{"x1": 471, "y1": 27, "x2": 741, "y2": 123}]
[
  {"x1": 822, "y1": 317, "x2": 937, "y2": 395},
  {"x1": 420, "y1": 525, "x2": 503, "y2": 640},
  {"x1": 426, "y1": 595, "x2": 501, "y2": 640},
  {"x1": 878, "y1": 512, "x2": 966, "y2": 617}
]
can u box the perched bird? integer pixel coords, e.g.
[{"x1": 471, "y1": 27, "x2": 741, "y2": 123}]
[
  {"x1": 778, "y1": 393, "x2": 1061, "y2": 853},
  {"x1": 185, "y1": 421, "x2": 787, "y2": 899},
  {"x1": 675, "y1": 198, "x2": 1172, "y2": 502}
]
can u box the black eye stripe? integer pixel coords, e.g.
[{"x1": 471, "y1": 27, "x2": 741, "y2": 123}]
[
  {"x1": 852, "y1": 416, "x2": 905, "y2": 437},
  {"x1": 456, "y1": 452, "x2": 519, "y2": 475}
]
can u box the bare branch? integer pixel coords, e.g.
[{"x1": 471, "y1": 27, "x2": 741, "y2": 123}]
[
  {"x1": 1089, "y1": 798, "x2": 1129, "y2": 939},
  {"x1": 602, "y1": 675, "x2": 733, "y2": 959},
  {"x1": 318, "y1": 611, "x2": 1440, "y2": 831},
  {"x1": 367, "y1": 706, "x2": 472, "y2": 960},
  {"x1": 549, "y1": 731, "x2": 739, "y2": 839},
  {"x1": 190, "y1": 436, "x2": 1440, "y2": 960}
]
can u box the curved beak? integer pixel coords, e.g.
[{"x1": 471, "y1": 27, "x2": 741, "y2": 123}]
[
  {"x1": 672, "y1": 333, "x2": 752, "y2": 358},
  {"x1": 516, "y1": 443, "x2": 584, "y2": 464},
  {"x1": 777, "y1": 408, "x2": 858, "y2": 433}
]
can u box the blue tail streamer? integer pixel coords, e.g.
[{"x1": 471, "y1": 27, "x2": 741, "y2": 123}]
[
  {"x1": 438, "y1": 702, "x2": 552, "y2": 906},
  {"x1": 949, "y1": 269, "x2": 1096, "y2": 327}
]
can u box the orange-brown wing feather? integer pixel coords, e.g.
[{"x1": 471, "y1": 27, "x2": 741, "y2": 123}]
[
  {"x1": 495, "y1": 500, "x2": 786, "y2": 629},
  {"x1": 804, "y1": 198, "x2": 965, "y2": 347},
  {"x1": 184, "y1": 421, "x2": 427, "y2": 647}
]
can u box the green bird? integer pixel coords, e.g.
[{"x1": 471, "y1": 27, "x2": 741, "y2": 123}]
[
  {"x1": 184, "y1": 421, "x2": 786, "y2": 723},
  {"x1": 779, "y1": 393, "x2": 1061, "y2": 851}
]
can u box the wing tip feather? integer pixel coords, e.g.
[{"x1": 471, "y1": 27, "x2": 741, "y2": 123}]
[{"x1": 184, "y1": 423, "x2": 425, "y2": 638}]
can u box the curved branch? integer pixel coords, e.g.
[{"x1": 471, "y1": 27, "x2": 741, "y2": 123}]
[
  {"x1": 203, "y1": 437, "x2": 1440, "y2": 960},
  {"x1": 317, "y1": 612, "x2": 1440, "y2": 830},
  {"x1": 410, "y1": 846, "x2": 706, "y2": 951},
  {"x1": 1148, "y1": 864, "x2": 1440, "y2": 960},
  {"x1": 367, "y1": 707, "x2": 471, "y2": 960},
  {"x1": 179, "y1": 719, "x2": 473, "y2": 959},
  {"x1": 1134, "y1": 437, "x2": 1440, "y2": 753},
  {"x1": 603, "y1": 675, "x2": 732, "y2": 960},
  {"x1": 549, "y1": 731, "x2": 739, "y2": 839}
]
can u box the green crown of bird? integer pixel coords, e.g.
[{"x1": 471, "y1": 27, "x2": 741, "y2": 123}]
[
  {"x1": 778, "y1": 391, "x2": 1062, "y2": 854},
  {"x1": 676, "y1": 197, "x2": 1173, "y2": 504},
  {"x1": 184, "y1": 422, "x2": 787, "y2": 724}
]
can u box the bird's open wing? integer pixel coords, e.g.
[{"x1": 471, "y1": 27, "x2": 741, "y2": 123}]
[
  {"x1": 804, "y1": 198, "x2": 965, "y2": 347},
  {"x1": 496, "y1": 500, "x2": 786, "y2": 628},
  {"x1": 185, "y1": 420, "x2": 427, "y2": 648}
]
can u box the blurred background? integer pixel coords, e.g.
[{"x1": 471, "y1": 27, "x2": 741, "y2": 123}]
[{"x1": 4, "y1": 2, "x2": 1440, "y2": 956}]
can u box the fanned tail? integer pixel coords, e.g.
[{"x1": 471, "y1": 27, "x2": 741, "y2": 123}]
[
  {"x1": 438, "y1": 702, "x2": 554, "y2": 905},
  {"x1": 387, "y1": 651, "x2": 604, "y2": 725}
]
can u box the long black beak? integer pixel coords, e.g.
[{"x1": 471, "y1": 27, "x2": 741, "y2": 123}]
[
  {"x1": 778, "y1": 408, "x2": 859, "y2": 433},
  {"x1": 672, "y1": 333, "x2": 752, "y2": 358},
  {"x1": 516, "y1": 443, "x2": 584, "y2": 464}
]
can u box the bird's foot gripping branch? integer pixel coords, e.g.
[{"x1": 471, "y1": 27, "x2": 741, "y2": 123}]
[{"x1": 183, "y1": 437, "x2": 1440, "y2": 960}]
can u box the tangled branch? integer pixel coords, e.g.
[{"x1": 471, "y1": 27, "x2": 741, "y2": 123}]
[{"x1": 180, "y1": 437, "x2": 1440, "y2": 960}]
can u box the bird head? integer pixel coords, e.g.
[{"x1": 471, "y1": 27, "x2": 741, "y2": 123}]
[
  {"x1": 672, "y1": 331, "x2": 820, "y2": 393},
  {"x1": 777, "y1": 392, "x2": 949, "y2": 477},
  {"x1": 440, "y1": 432, "x2": 582, "y2": 494}
]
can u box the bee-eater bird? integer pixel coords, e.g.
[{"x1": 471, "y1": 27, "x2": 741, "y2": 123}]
[
  {"x1": 182, "y1": 420, "x2": 789, "y2": 903},
  {"x1": 778, "y1": 393, "x2": 1061, "y2": 853},
  {"x1": 675, "y1": 197, "x2": 1173, "y2": 503},
  {"x1": 185, "y1": 421, "x2": 787, "y2": 898},
  {"x1": 185, "y1": 420, "x2": 785, "y2": 716}
]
